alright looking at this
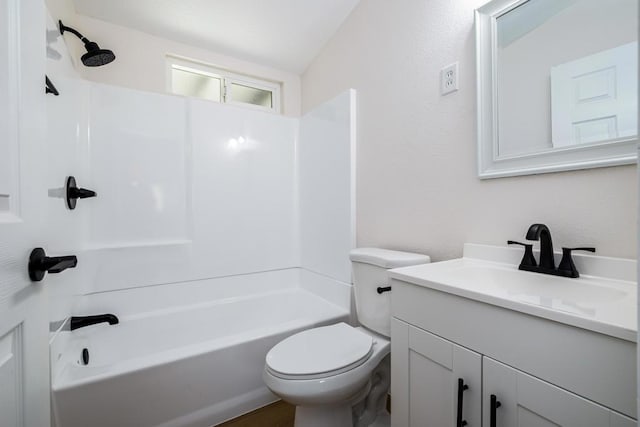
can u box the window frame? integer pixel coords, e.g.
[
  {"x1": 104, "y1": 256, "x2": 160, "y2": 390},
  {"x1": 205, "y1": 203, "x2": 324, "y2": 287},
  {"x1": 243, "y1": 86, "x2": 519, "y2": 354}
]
[{"x1": 166, "y1": 55, "x2": 281, "y2": 114}]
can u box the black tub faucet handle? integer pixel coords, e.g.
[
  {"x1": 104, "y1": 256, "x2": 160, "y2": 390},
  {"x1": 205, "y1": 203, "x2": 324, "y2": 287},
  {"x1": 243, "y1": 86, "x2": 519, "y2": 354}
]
[{"x1": 66, "y1": 176, "x2": 97, "y2": 210}]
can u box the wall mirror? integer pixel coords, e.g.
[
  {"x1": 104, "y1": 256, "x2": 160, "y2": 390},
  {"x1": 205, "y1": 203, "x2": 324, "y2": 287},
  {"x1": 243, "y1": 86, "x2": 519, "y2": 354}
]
[{"x1": 476, "y1": 0, "x2": 638, "y2": 178}]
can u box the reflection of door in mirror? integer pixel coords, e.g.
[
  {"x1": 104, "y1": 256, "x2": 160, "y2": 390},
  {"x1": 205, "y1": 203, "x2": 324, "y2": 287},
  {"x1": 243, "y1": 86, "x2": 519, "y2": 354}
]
[
  {"x1": 496, "y1": 0, "x2": 638, "y2": 158},
  {"x1": 551, "y1": 42, "x2": 637, "y2": 148}
]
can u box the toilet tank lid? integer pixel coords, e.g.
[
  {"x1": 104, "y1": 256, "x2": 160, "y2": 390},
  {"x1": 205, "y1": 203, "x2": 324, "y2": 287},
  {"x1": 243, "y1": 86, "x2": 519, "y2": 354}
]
[{"x1": 349, "y1": 248, "x2": 430, "y2": 268}]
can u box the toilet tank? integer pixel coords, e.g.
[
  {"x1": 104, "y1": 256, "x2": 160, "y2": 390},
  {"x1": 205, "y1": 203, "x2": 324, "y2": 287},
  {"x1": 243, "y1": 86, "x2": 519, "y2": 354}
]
[{"x1": 349, "y1": 248, "x2": 430, "y2": 337}]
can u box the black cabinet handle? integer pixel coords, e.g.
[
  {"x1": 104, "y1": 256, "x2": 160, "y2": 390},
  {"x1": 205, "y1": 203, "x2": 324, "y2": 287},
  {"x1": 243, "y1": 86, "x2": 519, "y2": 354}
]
[
  {"x1": 376, "y1": 286, "x2": 391, "y2": 294},
  {"x1": 490, "y1": 394, "x2": 502, "y2": 427},
  {"x1": 456, "y1": 378, "x2": 469, "y2": 427},
  {"x1": 28, "y1": 247, "x2": 77, "y2": 282}
]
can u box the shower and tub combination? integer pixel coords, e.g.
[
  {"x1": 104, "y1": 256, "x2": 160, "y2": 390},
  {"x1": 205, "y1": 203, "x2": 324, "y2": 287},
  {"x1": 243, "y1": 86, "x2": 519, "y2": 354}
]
[
  {"x1": 51, "y1": 271, "x2": 351, "y2": 427},
  {"x1": 47, "y1": 17, "x2": 357, "y2": 426}
]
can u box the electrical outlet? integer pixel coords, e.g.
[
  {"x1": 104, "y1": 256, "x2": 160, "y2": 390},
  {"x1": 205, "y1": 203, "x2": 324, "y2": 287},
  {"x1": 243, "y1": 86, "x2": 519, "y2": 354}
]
[{"x1": 441, "y1": 62, "x2": 459, "y2": 95}]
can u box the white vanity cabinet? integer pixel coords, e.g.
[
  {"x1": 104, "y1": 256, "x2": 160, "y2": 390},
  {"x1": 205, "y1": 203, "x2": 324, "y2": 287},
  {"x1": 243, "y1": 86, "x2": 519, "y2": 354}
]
[
  {"x1": 392, "y1": 317, "x2": 636, "y2": 427},
  {"x1": 482, "y1": 357, "x2": 635, "y2": 427},
  {"x1": 389, "y1": 275, "x2": 637, "y2": 427},
  {"x1": 391, "y1": 319, "x2": 482, "y2": 426}
]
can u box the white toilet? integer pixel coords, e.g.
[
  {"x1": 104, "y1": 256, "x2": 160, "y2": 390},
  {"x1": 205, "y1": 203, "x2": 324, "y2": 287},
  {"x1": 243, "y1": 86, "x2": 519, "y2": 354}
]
[{"x1": 263, "y1": 248, "x2": 430, "y2": 427}]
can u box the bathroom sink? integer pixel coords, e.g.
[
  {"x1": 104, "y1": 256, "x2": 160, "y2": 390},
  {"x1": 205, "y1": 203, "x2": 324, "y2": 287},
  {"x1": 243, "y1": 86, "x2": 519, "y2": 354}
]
[{"x1": 388, "y1": 244, "x2": 637, "y2": 342}]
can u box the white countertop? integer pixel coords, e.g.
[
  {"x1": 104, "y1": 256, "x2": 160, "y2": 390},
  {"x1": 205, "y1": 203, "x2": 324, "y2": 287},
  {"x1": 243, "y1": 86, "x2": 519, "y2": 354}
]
[{"x1": 388, "y1": 244, "x2": 637, "y2": 342}]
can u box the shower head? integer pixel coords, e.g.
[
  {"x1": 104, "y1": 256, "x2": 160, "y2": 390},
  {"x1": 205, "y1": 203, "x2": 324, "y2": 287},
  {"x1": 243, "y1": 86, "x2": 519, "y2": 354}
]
[
  {"x1": 59, "y1": 20, "x2": 116, "y2": 67},
  {"x1": 81, "y1": 42, "x2": 116, "y2": 67}
]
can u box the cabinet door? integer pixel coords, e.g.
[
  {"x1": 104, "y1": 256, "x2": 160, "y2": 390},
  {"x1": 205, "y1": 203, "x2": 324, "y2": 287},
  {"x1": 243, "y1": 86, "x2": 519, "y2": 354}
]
[
  {"x1": 391, "y1": 318, "x2": 481, "y2": 427},
  {"x1": 483, "y1": 357, "x2": 611, "y2": 427}
]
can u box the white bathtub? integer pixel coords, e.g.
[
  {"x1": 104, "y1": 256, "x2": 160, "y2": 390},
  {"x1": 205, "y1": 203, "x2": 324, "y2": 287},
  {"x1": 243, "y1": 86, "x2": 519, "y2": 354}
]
[{"x1": 51, "y1": 269, "x2": 350, "y2": 427}]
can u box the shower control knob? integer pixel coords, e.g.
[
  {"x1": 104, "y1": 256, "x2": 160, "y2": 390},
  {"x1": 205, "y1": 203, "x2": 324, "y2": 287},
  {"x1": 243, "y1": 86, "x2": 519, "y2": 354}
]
[{"x1": 66, "y1": 176, "x2": 97, "y2": 210}]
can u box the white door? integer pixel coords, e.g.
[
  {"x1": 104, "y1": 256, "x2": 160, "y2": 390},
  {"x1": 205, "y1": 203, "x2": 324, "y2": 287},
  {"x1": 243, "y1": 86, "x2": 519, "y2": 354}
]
[
  {"x1": 391, "y1": 319, "x2": 482, "y2": 427},
  {"x1": 482, "y1": 357, "x2": 612, "y2": 427},
  {"x1": 551, "y1": 42, "x2": 638, "y2": 147},
  {"x1": 0, "y1": 0, "x2": 49, "y2": 426}
]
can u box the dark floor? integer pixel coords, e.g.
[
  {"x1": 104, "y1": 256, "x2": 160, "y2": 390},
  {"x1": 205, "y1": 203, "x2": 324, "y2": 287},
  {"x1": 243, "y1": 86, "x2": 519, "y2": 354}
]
[
  {"x1": 215, "y1": 395, "x2": 391, "y2": 426},
  {"x1": 216, "y1": 400, "x2": 295, "y2": 427}
]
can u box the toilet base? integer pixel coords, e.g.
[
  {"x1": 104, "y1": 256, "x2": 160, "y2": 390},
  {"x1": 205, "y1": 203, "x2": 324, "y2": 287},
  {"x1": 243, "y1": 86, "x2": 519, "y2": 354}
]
[
  {"x1": 294, "y1": 379, "x2": 371, "y2": 427},
  {"x1": 352, "y1": 354, "x2": 390, "y2": 426},
  {"x1": 294, "y1": 404, "x2": 353, "y2": 427},
  {"x1": 292, "y1": 356, "x2": 391, "y2": 427}
]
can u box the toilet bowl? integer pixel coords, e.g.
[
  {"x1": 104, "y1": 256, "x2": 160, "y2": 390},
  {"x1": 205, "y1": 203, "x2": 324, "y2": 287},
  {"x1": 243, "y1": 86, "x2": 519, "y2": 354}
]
[
  {"x1": 264, "y1": 323, "x2": 389, "y2": 402},
  {"x1": 263, "y1": 248, "x2": 430, "y2": 427},
  {"x1": 263, "y1": 323, "x2": 390, "y2": 427}
]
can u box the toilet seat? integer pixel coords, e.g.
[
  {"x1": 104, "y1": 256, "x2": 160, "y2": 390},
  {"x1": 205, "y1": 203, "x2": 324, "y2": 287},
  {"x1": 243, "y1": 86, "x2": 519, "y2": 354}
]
[{"x1": 265, "y1": 323, "x2": 373, "y2": 380}]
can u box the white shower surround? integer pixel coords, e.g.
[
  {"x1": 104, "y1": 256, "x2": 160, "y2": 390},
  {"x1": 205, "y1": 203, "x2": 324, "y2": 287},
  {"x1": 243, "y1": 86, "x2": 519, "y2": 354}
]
[
  {"x1": 49, "y1": 80, "x2": 355, "y2": 296},
  {"x1": 47, "y1": 70, "x2": 357, "y2": 424}
]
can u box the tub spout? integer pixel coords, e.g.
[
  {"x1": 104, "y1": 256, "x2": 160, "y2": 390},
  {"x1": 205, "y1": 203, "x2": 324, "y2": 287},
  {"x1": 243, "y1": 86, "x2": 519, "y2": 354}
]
[{"x1": 70, "y1": 314, "x2": 119, "y2": 331}]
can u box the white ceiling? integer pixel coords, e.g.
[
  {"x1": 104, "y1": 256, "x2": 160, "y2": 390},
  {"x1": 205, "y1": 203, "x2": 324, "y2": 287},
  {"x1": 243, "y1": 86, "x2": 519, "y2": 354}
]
[{"x1": 72, "y1": 0, "x2": 360, "y2": 74}]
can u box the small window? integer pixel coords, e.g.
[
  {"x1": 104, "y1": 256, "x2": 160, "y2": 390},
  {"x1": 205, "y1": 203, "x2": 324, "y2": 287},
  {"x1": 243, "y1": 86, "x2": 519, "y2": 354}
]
[
  {"x1": 228, "y1": 82, "x2": 273, "y2": 109},
  {"x1": 167, "y1": 56, "x2": 281, "y2": 113},
  {"x1": 171, "y1": 66, "x2": 222, "y2": 102}
]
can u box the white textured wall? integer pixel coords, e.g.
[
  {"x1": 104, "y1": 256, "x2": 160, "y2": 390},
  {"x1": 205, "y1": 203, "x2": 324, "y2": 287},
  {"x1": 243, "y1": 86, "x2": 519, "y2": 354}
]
[
  {"x1": 46, "y1": 0, "x2": 301, "y2": 116},
  {"x1": 302, "y1": 0, "x2": 637, "y2": 261}
]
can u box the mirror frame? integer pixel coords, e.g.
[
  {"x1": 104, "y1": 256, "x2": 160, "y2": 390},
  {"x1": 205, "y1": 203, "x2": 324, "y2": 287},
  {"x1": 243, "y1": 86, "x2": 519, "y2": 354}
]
[{"x1": 475, "y1": 0, "x2": 638, "y2": 179}]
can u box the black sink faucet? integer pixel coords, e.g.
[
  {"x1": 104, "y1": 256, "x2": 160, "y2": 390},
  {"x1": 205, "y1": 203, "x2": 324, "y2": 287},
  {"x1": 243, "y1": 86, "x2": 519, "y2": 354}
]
[
  {"x1": 525, "y1": 224, "x2": 555, "y2": 270},
  {"x1": 509, "y1": 224, "x2": 596, "y2": 278},
  {"x1": 70, "y1": 314, "x2": 119, "y2": 331}
]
